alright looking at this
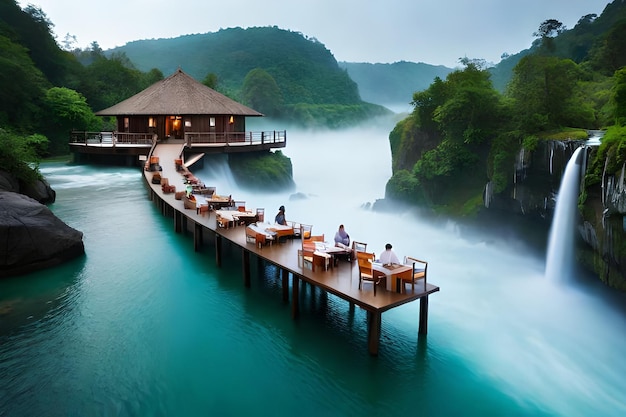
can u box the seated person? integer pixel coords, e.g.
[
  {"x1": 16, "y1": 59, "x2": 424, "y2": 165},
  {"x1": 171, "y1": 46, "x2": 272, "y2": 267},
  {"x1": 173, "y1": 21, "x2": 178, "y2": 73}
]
[
  {"x1": 274, "y1": 205, "x2": 287, "y2": 225},
  {"x1": 379, "y1": 243, "x2": 400, "y2": 266},
  {"x1": 334, "y1": 224, "x2": 350, "y2": 248}
]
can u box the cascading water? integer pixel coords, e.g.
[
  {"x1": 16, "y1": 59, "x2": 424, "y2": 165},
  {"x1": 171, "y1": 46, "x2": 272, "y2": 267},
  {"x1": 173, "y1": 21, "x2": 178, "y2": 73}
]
[
  {"x1": 189, "y1": 153, "x2": 238, "y2": 192},
  {"x1": 545, "y1": 146, "x2": 585, "y2": 280}
]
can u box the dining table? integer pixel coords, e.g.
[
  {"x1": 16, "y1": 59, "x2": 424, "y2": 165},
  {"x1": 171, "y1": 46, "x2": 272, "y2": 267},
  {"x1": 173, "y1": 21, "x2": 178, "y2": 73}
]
[
  {"x1": 215, "y1": 209, "x2": 257, "y2": 226},
  {"x1": 265, "y1": 223, "x2": 295, "y2": 240},
  {"x1": 372, "y1": 262, "x2": 413, "y2": 293},
  {"x1": 205, "y1": 195, "x2": 233, "y2": 209},
  {"x1": 309, "y1": 242, "x2": 352, "y2": 267}
]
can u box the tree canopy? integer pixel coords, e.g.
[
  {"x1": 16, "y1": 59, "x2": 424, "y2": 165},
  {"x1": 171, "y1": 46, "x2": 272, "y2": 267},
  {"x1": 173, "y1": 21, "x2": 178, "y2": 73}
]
[{"x1": 387, "y1": 1, "x2": 626, "y2": 216}]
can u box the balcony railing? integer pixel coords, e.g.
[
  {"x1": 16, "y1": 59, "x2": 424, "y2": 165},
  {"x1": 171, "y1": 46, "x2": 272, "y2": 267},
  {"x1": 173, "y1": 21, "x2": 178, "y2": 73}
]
[
  {"x1": 70, "y1": 131, "x2": 286, "y2": 148},
  {"x1": 184, "y1": 130, "x2": 286, "y2": 147},
  {"x1": 70, "y1": 131, "x2": 155, "y2": 146}
]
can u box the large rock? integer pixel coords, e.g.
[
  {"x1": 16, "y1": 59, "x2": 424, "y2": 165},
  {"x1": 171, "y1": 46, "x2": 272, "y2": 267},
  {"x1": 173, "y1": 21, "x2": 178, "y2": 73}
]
[
  {"x1": 0, "y1": 170, "x2": 56, "y2": 204},
  {"x1": 0, "y1": 191, "x2": 84, "y2": 277}
]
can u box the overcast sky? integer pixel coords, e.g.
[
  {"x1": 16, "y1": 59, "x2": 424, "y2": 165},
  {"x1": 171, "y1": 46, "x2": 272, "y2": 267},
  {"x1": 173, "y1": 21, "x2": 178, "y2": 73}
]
[{"x1": 19, "y1": 0, "x2": 611, "y2": 68}]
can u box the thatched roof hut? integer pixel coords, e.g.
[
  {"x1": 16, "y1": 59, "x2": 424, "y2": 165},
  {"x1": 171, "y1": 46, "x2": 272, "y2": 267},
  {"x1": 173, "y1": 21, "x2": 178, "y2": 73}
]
[
  {"x1": 96, "y1": 68, "x2": 262, "y2": 116},
  {"x1": 95, "y1": 68, "x2": 262, "y2": 140}
]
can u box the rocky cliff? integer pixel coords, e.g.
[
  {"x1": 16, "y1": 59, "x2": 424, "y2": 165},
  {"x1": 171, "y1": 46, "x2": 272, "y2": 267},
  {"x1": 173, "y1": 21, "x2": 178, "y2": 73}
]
[
  {"x1": 486, "y1": 140, "x2": 583, "y2": 218},
  {"x1": 579, "y1": 146, "x2": 626, "y2": 290},
  {"x1": 486, "y1": 137, "x2": 626, "y2": 290}
]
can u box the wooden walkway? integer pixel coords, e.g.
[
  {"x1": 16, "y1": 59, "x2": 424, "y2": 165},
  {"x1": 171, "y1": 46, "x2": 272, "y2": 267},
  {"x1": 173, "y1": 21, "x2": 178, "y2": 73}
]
[{"x1": 146, "y1": 144, "x2": 440, "y2": 355}]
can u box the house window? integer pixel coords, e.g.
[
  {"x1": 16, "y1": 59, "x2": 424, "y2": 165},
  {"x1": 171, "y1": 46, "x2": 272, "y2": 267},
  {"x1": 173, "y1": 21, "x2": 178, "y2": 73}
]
[
  {"x1": 209, "y1": 117, "x2": 215, "y2": 127},
  {"x1": 148, "y1": 117, "x2": 156, "y2": 128}
]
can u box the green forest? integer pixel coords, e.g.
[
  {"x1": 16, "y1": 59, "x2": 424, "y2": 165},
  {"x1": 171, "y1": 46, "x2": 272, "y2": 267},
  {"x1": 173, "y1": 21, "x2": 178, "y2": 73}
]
[
  {"x1": 108, "y1": 26, "x2": 390, "y2": 126},
  {"x1": 386, "y1": 0, "x2": 626, "y2": 218},
  {"x1": 0, "y1": 0, "x2": 388, "y2": 186},
  {"x1": 0, "y1": 0, "x2": 166, "y2": 180}
]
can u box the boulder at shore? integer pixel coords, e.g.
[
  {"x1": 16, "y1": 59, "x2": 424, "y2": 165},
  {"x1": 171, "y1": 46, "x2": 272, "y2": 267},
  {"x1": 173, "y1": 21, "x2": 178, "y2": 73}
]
[{"x1": 0, "y1": 191, "x2": 85, "y2": 278}]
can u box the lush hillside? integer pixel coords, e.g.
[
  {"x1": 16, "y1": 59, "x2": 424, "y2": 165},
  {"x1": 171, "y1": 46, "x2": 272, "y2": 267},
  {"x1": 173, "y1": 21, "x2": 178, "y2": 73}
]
[
  {"x1": 108, "y1": 27, "x2": 390, "y2": 127},
  {"x1": 385, "y1": 0, "x2": 626, "y2": 287},
  {"x1": 339, "y1": 61, "x2": 453, "y2": 107},
  {"x1": 489, "y1": 0, "x2": 622, "y2": 91},
  {"x1": 389, "y1": 0, "x2": 626, "y2": 212}
]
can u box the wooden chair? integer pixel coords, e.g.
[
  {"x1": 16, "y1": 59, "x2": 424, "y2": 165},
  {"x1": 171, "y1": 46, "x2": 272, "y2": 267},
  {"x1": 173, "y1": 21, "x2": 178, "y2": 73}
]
[
  {"x1": 196, "y1": 203, "x2": 211, "y2": 216},
  {"x1": 310, "y1": 234, "x2": 324, "y2": 242},
  {"x1": 299, "y1": 233, "x2": 317, "y2": 270},
  {"x1": 216, "y1": 213, "x2": 229, "y2": 229},
  {"x1": 357, "y1": 251, "x2": 385, "y2": 295},
  {"x1": 400, "y1": 256, "x2": 428, "y2": 293},
  {"x1": 349, "y1": 241, "x2": 366, "y2": 263},
  {"x1": 300, "y1": 224, "x2": 313, "y2": 240},
  {"x1": 298, "y1": 249, "x2": 315, "y2": 271},
  {"x1": 183, "y1": 195, "x2": 197, "y2": 210},
  {"x1": 352, "y1": 241, "x2": 367, "y2": 252},
  {"x1": 299, "y1": 234, "x2": 331, "y2": 271},
  {"x1": 256, "y1": 208, "x2": 264, "y2": 222},
  {"x1": 246, "y1": 226, "x2": 267, "y2": 248}
]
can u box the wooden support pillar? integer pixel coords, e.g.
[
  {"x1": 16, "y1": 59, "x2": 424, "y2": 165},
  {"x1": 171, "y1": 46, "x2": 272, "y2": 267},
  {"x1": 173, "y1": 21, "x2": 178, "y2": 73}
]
[
  {"x1": 193, "y1": 223, "x2": 203, "y2": 251},
  {"x1": 215, "y1": 234, "x2": 222, "y2": 267},
  {"x1": 418, "y1": 296, "x2": 429, "y2": 335},
  {"x1": 367, "y1": 310, "x2": 381, "y2": 356},
  {"x1": 243, "y1": 250, "x2": 251, "y2": 288},
  {"x1": 174, "y1": 211, "x2": 182, "y2": 234},
  {"x1": 291, "y1": 275, "x2": 300, "y2": 319},
  {"x1": 281, "y1": 269, "x2": 289, "y2": 302}
]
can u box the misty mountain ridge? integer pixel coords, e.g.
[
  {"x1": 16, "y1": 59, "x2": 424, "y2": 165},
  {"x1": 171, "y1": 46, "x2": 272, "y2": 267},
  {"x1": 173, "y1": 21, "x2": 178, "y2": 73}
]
[
  {"x1": 107, "y1": 27, "x2": 455, "y2": 113},
  {"x1": 338, "y1": 61, "x2": 454, "y2": 109},
  {"x1": 106, "y1": 0, "x2": 621, "y2": 114}
]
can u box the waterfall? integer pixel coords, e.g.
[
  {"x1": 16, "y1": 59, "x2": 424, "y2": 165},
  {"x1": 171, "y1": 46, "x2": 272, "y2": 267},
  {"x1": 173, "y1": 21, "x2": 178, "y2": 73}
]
[
  {"x1": 545, "y1": 146, "x2": 584, "y2": 280},
  {"x1": 190, "y1": 153, "x2": 238, "y2": 193}
]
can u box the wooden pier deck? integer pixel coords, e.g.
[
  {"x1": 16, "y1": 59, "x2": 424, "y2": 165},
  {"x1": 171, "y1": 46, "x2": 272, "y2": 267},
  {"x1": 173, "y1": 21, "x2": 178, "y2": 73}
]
[{"x1": 146, "y1": 144, "x2": 440, "y2": 355}]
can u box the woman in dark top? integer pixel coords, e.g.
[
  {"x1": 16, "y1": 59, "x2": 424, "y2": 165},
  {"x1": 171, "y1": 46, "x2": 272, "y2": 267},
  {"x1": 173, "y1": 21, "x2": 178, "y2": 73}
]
[{"x1": 274, "y1": 205, "x2": 287, "y2": 225}]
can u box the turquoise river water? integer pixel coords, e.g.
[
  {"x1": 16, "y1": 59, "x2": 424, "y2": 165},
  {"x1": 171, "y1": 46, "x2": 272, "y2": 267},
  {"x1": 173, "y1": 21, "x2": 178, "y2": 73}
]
[{"x1": 1, "y1": 124, "x2": 625, "y2": 416}]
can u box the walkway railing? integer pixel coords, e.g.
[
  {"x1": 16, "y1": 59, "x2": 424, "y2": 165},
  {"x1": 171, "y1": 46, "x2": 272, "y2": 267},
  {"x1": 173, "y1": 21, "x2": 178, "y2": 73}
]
[{"x1": 184, "y1": 130, "x2": 286, "y2": 147}]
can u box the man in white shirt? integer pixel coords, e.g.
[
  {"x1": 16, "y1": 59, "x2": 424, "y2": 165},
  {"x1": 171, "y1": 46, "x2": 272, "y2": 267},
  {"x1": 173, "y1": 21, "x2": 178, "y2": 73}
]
[{"x1": 379, "y1": 243, "x2": 400, "y2": 265}]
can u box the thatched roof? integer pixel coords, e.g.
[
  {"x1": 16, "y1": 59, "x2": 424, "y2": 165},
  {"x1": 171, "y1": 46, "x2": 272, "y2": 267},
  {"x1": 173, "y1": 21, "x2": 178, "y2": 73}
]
[{"x1": 95, "y1": 68, "x2": 263, "y2": 117}]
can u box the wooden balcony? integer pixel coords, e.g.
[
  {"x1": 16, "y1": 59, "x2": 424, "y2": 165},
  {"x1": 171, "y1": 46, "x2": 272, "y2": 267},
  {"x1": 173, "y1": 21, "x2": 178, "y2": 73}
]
[{"x1": 69, "y1": 130, "x2": 287, "y2": 159}]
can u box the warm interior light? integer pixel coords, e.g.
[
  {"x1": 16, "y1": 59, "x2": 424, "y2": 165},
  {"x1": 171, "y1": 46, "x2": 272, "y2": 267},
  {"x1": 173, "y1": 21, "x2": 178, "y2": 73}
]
[
  {"x1": 210, "y1": 117, "x2": 215, "y2": 127},
  {"x1": 148, "y1": 117, "x2": 156, "y2": 128},
  {"x1": 185, "y1": 120, "x2": 191, "y2": 127},
  {"x1": 229, "y1": 116, "x2": 234, "y2": 124}
]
